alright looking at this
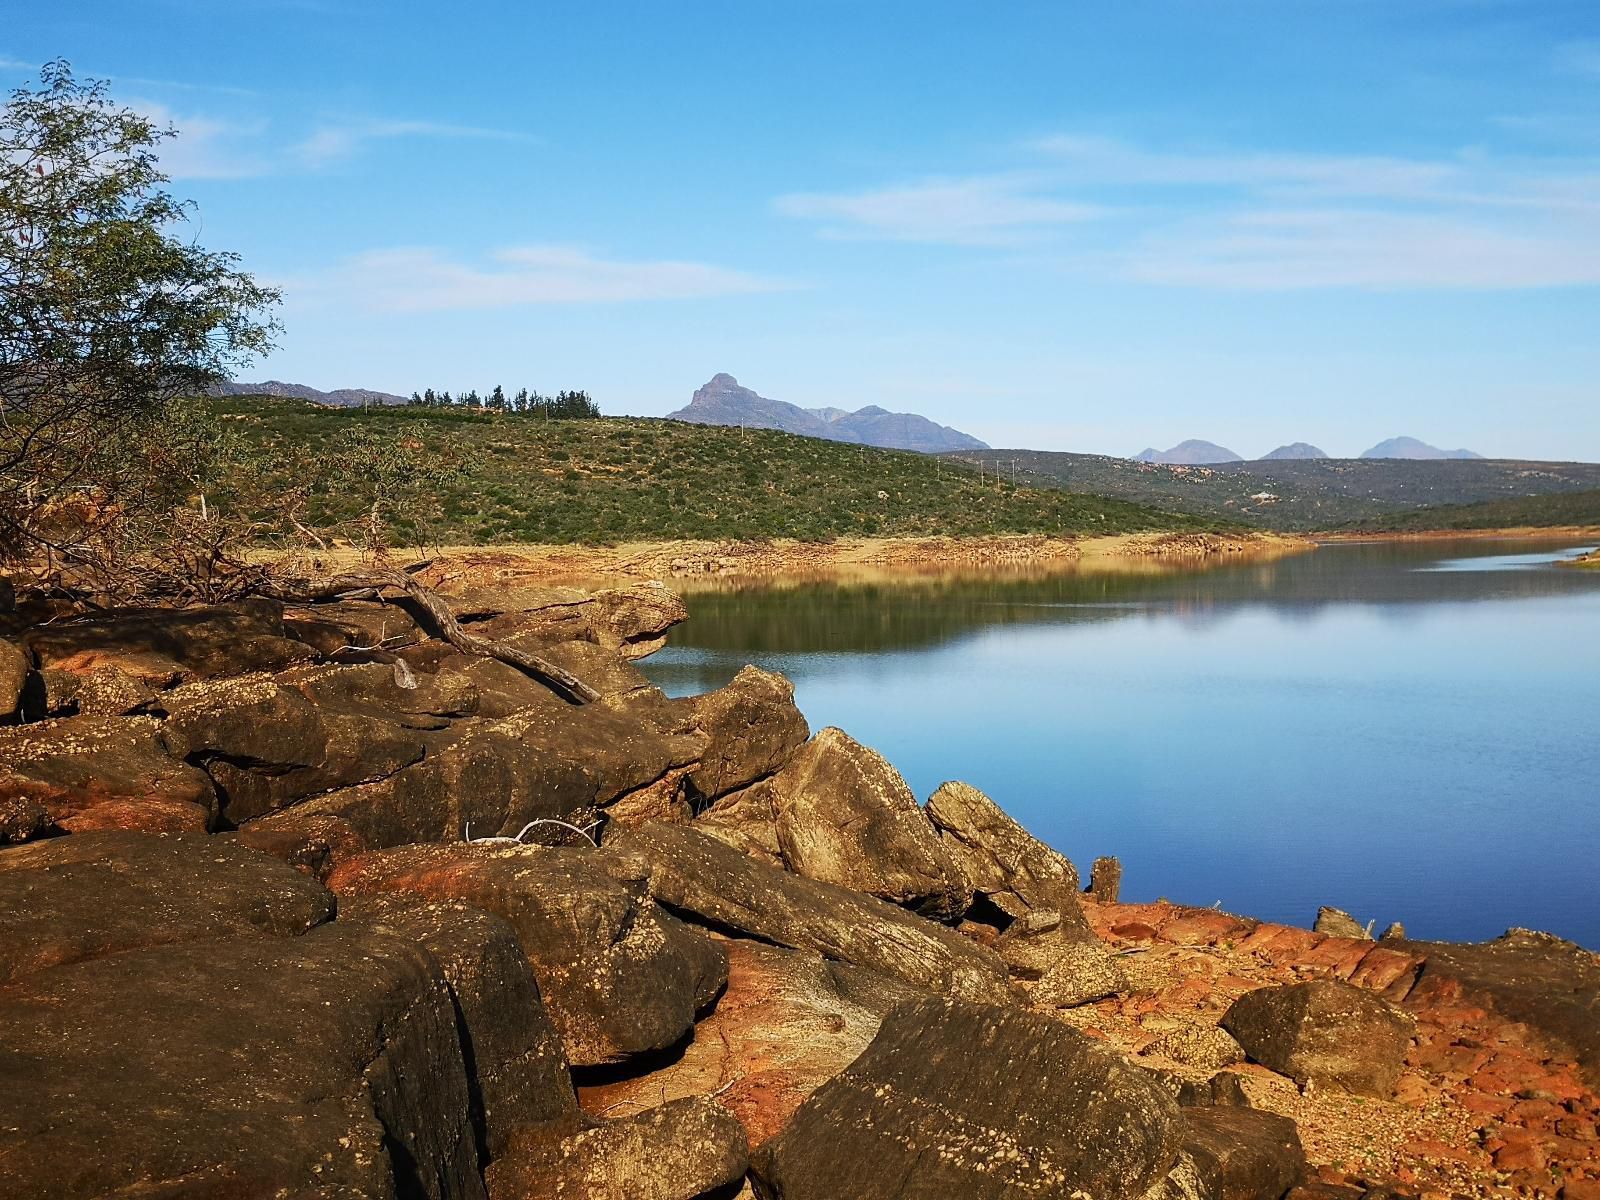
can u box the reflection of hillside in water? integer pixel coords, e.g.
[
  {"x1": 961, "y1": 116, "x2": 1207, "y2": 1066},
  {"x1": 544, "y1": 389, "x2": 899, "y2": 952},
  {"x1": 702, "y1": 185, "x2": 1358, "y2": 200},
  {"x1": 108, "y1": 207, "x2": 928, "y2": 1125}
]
[{"x1": 656, "y1": 540, "x2": 1600, "y2": 658}]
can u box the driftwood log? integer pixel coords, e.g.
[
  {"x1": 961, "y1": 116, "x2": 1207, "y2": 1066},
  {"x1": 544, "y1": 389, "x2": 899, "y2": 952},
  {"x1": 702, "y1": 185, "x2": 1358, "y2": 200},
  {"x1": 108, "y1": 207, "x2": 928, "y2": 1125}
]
[{"x1": 267, "y1": 568, "x2": 601, "y2": 705}]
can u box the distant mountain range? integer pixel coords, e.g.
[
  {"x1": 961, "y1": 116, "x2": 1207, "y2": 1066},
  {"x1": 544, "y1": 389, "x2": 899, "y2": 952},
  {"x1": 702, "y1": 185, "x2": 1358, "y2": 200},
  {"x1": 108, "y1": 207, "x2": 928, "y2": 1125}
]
[
  {"x1": 667, "y1": 373, "x2": 988, "y2": 453},
  {"x1": 214, "y1": 380, "x2": 409, "y2": 407},
  {"x1": 1135, "y1": 435, "x2": 1483, "y2": 463}
]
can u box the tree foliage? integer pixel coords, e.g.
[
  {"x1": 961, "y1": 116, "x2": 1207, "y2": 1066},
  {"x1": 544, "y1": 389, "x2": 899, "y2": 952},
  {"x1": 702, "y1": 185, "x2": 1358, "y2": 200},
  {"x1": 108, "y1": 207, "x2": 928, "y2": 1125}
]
[{"x1": 0, "y1": 60, "x2": 281, "y2": 583}]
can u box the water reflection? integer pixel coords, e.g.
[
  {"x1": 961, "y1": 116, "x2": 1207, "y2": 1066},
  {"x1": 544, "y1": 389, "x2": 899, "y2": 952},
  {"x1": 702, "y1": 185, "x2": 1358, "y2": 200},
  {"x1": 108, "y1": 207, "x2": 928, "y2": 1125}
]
[{"x1": 641, "y1": 540, "x2": 1600, "y2": 947}]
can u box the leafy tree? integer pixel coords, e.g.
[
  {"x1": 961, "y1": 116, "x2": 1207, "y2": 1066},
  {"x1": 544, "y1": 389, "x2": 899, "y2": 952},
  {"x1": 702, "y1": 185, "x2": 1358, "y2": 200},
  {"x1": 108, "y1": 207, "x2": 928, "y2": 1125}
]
[{"x1": 0, "y1": 61, "x2": 280, "y2": 580}]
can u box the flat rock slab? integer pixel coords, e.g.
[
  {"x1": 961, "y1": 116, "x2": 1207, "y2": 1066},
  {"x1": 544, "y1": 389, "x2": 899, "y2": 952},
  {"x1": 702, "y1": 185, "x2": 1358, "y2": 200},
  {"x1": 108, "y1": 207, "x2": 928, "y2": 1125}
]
[
  {"x1": 486, "y1": 1096, "x2": 749, "y2": 1200},
  {"x1": 0, "y1": 830, "x2": 334, "y2": 983},
  {"x1": 602, "y1": 821, "x2": 1008, "y2": 1005},
  {"x1": 752, "y1": 995, "x2": 1183, "y2": 1200},
  {"x1": 1403, "y1": 930, "x2": 1600, "y2": 1092},
  {"x1": 0, "y1": 921, "x2": 483, "y2": 1200},
  {"x1": 328, "y1": 841, "x2": 727, "y2": 1066},
  {"x1": 1223, "y1": 979, "x2": 1415, "y2": 1098}
]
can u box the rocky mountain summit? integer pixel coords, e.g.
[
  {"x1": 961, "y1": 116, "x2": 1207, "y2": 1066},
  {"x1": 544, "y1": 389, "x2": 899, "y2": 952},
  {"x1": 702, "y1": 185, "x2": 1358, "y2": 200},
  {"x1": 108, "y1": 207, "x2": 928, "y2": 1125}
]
[
  {"x1": 668, "y1": 373, "x2": 989, "y2": 452},
  {"x1": 1136, "y1": 439, "x2": 1245, "y2": 465},
  {"x1": 1361, "y1": 436, "x2": 1484, "y2": 461},
  {"x1": 213, "y1": 379, "x2": 410, "y2": 406},
  {"x1": 2, "y1": 565, "x2": 1597, "y2": 1198}
]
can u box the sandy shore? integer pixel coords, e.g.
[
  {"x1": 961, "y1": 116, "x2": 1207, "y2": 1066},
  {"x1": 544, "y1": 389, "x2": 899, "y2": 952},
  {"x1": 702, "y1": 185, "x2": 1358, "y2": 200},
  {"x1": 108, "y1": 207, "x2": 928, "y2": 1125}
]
[{"x1": 356, "y1": 531, "x2": 1315, "y2": 590}]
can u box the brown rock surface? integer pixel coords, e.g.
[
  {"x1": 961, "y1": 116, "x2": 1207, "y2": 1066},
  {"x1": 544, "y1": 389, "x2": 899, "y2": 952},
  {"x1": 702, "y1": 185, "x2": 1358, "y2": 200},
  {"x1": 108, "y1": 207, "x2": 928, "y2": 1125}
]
[
  {"x1": 0, "y1": 921, "x2": 485, "y2": 1200},
  {"x1": 752, "y1": 995, "x2": 1183, "y2": 1200},
  {"x1": 2, "y1": 636, "x2": 32, "y2": 717},
  {"x1": 341, "y1": 894, "x2": 579, "y2": 1158},
  {"x1": 1223, "y1": 979, "x2": 1416, "y2": 1098},
  {"x1": 1150, "y1": 1107, "x2": 1306, "y2": 1200},
  {"x1": 327, "y1": 841, "x2": 727, "y2": 1066},
  {"x1": 485, "y1": 1096, "x2": 748, "y2": 1200},
  {"x1": 602, "y1": 821, "x2": 1008, "y2": 1004},
  {"x1": 0, "y1": 713, "x2": 217, "y2": 831},
  {"x1": 0, "y1": 830, "x2": 334, "y2": 983}
]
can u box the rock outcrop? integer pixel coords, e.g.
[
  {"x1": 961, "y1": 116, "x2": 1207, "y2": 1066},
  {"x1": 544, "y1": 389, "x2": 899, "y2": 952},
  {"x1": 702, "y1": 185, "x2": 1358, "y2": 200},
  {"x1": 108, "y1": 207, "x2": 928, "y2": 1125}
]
[
  {"x1": 327, "y1": 842, "x2": 727, "y2": 1066},
  {"x1": 603, "y1": 821, "x2": 1008, "y2": 1004},
  {"x1": 926, "y1": 778, "x2": 1084, "y2": 919}
]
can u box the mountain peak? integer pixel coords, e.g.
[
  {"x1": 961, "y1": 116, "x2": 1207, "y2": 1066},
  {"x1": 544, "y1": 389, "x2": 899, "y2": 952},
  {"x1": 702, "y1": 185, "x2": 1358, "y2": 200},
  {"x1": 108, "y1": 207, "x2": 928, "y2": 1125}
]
[
  {"x1": 1361, "y1": 436, "x2": 1483, "y2": 461},
  {"x1": 671, "y1": 375, "x2": 988, "y2": 453},
  {"x1": 1261, "y1": 442, "x2": 1329, "y2": 461},
  {"x1": 1134, "y1": 439, "x2": 1243, "y2": 465}
]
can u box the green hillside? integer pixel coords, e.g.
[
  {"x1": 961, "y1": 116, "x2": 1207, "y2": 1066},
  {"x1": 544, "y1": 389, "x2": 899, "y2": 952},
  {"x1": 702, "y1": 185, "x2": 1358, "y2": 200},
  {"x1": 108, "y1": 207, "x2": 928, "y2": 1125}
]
[
  {"x1": 1351, "y1": 488, "x2": 1600, "y2": 532},
  {"x1": 942, "y1": 450, "x2": 1600, "y2": 532},
  {"x1": 211, "y1": 398, "x2": 1221, "y2": 544}
]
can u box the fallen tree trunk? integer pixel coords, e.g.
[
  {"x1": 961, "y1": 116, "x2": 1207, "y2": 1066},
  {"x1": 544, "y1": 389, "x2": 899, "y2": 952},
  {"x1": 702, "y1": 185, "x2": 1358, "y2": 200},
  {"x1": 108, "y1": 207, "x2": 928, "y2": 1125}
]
[{"x1": 267, "y1": 568, "x2": 601, "y2": 705}]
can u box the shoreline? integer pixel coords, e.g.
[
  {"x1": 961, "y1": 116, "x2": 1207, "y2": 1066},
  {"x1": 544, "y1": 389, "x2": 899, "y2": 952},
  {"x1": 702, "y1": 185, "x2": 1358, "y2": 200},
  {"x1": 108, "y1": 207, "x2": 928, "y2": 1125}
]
[
  {"x1": 1314, "y1": 524, "x2": 1600, "y2": 544},
  {"x1": 380, "y1": 530, "x2": 1315, "y2": 591}
]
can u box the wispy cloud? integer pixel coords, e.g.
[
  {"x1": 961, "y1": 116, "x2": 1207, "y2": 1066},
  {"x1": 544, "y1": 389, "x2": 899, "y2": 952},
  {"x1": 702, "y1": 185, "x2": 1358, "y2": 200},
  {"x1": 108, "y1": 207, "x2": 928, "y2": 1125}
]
[
  {"x1": 774, "y1": 175, "x2": 1101, "y2": 245},
  {"x1": 782, "y1": 133, "x2": 1600, "y2": 290},
  {"x1": 291, "y1": 118, "x2": 536, "y2": 166},
  {"x1": 0, "y1": 54, "x2": 40, "y2": 72},
  {"x1": 133, "y1": 100, "x2": 272, "y2": 179},
  {"x1": 283, "y1": 245, "x2": 789, "y2": 312}
]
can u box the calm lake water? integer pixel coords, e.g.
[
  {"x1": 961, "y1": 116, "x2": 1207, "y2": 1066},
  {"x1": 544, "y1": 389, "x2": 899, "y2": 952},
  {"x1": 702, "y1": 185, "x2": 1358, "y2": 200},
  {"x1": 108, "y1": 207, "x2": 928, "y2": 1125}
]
[{"x1": 640, "y1": 539, "x2": 1600, "y2": 948}]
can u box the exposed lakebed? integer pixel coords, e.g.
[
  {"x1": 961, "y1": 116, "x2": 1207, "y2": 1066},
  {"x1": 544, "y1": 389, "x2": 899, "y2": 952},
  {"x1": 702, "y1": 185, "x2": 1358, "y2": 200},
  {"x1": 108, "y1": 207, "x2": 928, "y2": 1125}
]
[{"x1": 643, "y1": 539, "x2": 1600, "y2": 947}]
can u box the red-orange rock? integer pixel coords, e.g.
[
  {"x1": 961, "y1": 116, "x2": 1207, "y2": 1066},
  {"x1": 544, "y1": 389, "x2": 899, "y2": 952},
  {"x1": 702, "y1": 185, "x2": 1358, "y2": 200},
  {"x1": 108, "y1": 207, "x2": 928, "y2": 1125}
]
[{"x1": 1160, "y1": 911, "x2": 1251, "y2": 946}]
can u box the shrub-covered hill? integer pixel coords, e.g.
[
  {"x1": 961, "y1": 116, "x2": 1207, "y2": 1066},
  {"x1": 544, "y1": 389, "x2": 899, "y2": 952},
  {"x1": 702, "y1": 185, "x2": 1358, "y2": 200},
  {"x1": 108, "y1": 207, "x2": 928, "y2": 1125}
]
[
  {"x1": 1350, "y1": 488, "x2": 1600, "y2": 532},
  {"x1": 212, "y1": 397, "x2": 1222, "y2": 544}
]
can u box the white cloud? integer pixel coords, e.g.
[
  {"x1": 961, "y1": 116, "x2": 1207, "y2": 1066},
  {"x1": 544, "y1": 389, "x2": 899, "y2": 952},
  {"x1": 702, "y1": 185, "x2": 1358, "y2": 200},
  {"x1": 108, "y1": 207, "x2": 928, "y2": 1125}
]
[
  {"x1": 783, "y1": 133, "x2": 1600, "y2": 290},
  {"x1": 774, "y1": 175, "x2": 1102, "y2": 245},
  {"x1": 290, "y1": 118, "x2": 535, "y2": 166},
  {"x1": 133, "y1": 101, "x2": 271, "y2": 179},
  {"x1": 282, "y1": 245, "x2": 789, "y2": 312},
  {"x1": 1126, "y1": 208, "x2": 1600, "y2": 290}
]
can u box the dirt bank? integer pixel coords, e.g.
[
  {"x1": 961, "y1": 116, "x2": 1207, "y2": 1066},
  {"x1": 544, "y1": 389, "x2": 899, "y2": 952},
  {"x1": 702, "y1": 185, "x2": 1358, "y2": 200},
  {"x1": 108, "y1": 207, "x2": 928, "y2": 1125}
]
[
  {"x1": 1316, "y1": 526, "x2": 1600, "y2": 544},
  {"x1": 363, "y1": 531, "x2": 1314, "y2": 592}
]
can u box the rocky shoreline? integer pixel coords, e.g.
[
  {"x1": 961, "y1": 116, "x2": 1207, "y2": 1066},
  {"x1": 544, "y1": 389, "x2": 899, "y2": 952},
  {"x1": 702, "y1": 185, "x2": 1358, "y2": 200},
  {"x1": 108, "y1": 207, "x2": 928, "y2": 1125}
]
[{"x1": 2, "y1": 576, "x2": 1596, "y2": 1199}]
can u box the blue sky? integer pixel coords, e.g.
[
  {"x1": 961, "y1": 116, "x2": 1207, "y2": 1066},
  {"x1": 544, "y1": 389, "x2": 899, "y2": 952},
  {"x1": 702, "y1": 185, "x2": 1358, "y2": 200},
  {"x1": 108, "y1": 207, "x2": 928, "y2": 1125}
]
[{"x1": 8, "y1": 1, "x2": 1600, "y2": 458}]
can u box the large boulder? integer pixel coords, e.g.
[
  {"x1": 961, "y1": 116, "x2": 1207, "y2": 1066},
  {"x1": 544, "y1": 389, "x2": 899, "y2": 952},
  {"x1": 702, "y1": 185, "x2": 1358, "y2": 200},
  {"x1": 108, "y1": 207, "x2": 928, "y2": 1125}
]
[
  {"x1": 686, "y1": 665, "x2": 809, "y2": 801},
  {"x1": 327, "y1": 842, "x2": 727, "y2": 1066},
  {"x1": 694, "y1": 776, "x2": 786, "y2": 866},
  {"x1": 752, "y1": 995, "x2": 1183, "y2": 1200},
  {"x1": 295, "y1": 700, "x2": 692, "y2": 847},
  {"x1": 0, "y1": 830, "x2": 334, "y2": 983},
  {"x1": 1221, "y1": 979, "x2": 1415, "y2": 1098},
  {"x1": 0, "y1": 921, "x2": 485, "y2": 1200},
  {"x1": 485, "y1": 1097, "x2": 748, "y2": 1200},
  {"x1": 768, "y1": 727, "x2": 969, "y2": 920},
  {"x1": 342, "y1": 894, "x2": 579, "y2": 1159},
  {"x1": 603, "y1": 822, "x2": 1008, "y2": 1005},
  {"x1": 926, "y1": 779, "x2": 1083, "y2": 918},
  {"x1": 1145, "y1": 1108, "x2": 1305, "y2": 1200},
  {"x1": 160, "y1": 671, "x2": 429, "y2": 824},
  {"x1": 23, "y1": 598, "x2": 315, "y2": 686},
  {"x1": 420, "y1": 578, "x2": 688, "y2": 660},
  {"x1": 578, "y1": 939, "x2": 918, "y2": 1148},
  {"x1": 0, "y1": 714, "x2": 217, "y2": 833}
]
